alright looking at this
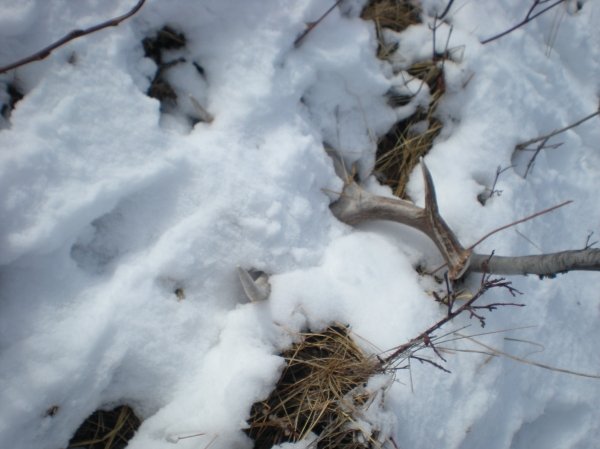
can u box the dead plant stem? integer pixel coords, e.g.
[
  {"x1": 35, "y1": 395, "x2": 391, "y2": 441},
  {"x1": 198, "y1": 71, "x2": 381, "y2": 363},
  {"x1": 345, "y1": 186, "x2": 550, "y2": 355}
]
[
  {"x1": 468, "y1": 200, "x2": 572, "y2": 250},
  {"x1": 481, "y1": 0, "x2": 566, "y2": 45},
  {"x1": 382, "y1": 275, "x2": 516, "y2": 364},
  {"x1": 0, "y1": 0, "x2": 147, "y2": 74},
  {"x1": 459, "y1": 335, "x2": 600, "y2": 379},
  {"x1": 294, "y1": 0, "x2": 344, "y2": 47},
  {"x1": 517, "y1": 109, "x2": 600, "y2": 150}
]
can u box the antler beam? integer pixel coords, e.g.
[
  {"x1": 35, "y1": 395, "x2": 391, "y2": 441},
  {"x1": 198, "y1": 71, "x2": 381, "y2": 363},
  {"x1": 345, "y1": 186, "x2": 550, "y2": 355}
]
[
  {"x1": 330, "y1": 159, "x2": 471, "y2": 280},
  {"x1": 328, "y1": 153, "x2": 600, "y2": 279},
  {"x1": 238, "y1": 151, "x2": 600, "y2": 303}
]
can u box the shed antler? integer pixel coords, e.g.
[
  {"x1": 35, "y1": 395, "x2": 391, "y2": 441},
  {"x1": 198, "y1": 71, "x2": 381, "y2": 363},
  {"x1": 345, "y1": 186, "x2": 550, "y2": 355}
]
[
  {"x1": 330, "y1": 158, "x2": 471, "y2": 280},
  {"x1": 328, "y1": 151, "x2": 600, "y2": 279},
  {"x1": 237, "y1": 151, "x2": 600, "y2": 303}
]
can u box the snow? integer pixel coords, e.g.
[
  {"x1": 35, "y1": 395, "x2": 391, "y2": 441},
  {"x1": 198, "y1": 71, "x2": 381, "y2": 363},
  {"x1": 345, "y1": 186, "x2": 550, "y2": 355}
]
[{"x1": 1, "y1": 0, "x2": 599, "y2": 448}]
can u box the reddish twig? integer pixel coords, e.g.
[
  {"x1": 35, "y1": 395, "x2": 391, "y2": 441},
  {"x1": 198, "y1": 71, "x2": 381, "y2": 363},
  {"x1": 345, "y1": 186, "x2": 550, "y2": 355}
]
[
  {"x1": 423, "y1": 334, "x2": 447, "y2": 362},
  {"x1": 410, "y1": 355, "x2": 451, "y2": 373},
  {"x1": 429, "y1": 200, "x2": 572, "y2": 276},
  {"x1": 0, "y1": 0, "x2": 147, "y2": 74},
  {"x1": 468, "y1": 200, "x2": 572, "y2": 250},
  {"x1": 383, "y1": 273, "x2": 519, "y2": 365},
  {"x1": 481, "y1": 0, "x2": 566, "y2": 45},
  {"x1": 294, "y1": 0, "x2": 344, "y2": 48}
]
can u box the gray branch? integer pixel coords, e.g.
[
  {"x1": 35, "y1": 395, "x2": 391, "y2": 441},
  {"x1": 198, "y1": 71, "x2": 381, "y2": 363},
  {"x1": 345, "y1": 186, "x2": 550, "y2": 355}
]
[{"x1": 469, "y1": 249, "x2": 600, "y2": 277}]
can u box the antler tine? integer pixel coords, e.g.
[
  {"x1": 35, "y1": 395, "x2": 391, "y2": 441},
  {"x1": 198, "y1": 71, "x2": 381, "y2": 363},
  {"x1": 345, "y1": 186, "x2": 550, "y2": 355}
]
[
  {"x1": 327, "y1": 149, "x2": 600, "y2": 279},
  {"x1": 325, "y1": 147, "x2": 471, "y2": 280},
  {"x1": 237, "y1": 267, "x2": 271, "y2": 302},
  {"x1": 420, "y1": 159, "x2": 471, "y2": 280}
]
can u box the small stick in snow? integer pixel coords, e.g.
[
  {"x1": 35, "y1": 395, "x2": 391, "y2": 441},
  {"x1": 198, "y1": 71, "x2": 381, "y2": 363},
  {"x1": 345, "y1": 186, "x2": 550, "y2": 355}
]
[
  {"x1": 457, "y1": 334, "x2": 600, "y2": 379},
  {"x1": 436, "y1": 0, "x2": 456, "y2": 21},
  {"x1": 478, "y1": 165, "x2": 513, "y2": 205},
  {"x1": 515, "y1": 108, "x2": 600, "y2": 178},
  {"x1": 0, "y1": 0, "x2": 147, "y2": 74},
  {"x1": 481, "y1": 0, "x2": 567, "y2": 45},
  {"x1": 468, "y1": 200, "x2": 573, "y2": 250},
  {"x1": 294, "y1": 0, "x2": 344, "y2": 48}
]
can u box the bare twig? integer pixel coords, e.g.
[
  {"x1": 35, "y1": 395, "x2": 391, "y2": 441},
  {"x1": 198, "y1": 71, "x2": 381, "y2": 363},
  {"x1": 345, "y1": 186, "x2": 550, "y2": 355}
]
[
  {"x1": 481, "y1": 0, "x2": 567, "y2": 45},
  {"x1": 522, "y1": 141, "x2": 563, "y2": 178},
  {"x1": 294, "y1": 0, "x2": 344, "y2": 48},
  {"x1": 468, "y1": 200, "x2": 573, "y2": 250},
  {"x1": 382, "y1": 274, "x2": 518, "y2": 365},
  {"x1": 515, "y1": 108, "x2": 600, "y2": 177},
  {"x1": 0, "y1": 0, "x2": 147, "y2": 74},
  {"x1": 584, "y1": 232, "x2": 598, "y2": 250},
  {"x1": 433, "y1": 325, "x2": 538, "y2": 347},
  {"x1": 478, "y1": 165, "x2": 513, "y2": 205},
  {"x1": 437, "y1": 0, "x2": 456, "y2": 21},
  {"x1": 428, "y1": 200, "x2": 572, "y2": 276},
  {"x1": 460, "y1": 335, "x2": 600, "y2": 379},
  {"x1": 471, "y1": 302, "x2": 525, "y2": 312},
  {"x1": 430, "y1": 15, "x2": 454, "y2": 62},
  {"x1": 410, "y1": 354, "x2": 451, "y2": 373}
]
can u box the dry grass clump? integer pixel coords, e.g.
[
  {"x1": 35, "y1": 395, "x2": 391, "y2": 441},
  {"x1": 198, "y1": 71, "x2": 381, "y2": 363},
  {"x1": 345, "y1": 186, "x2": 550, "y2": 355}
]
[
  {"x1": 143, "y1": 25, "x2": 187, "y2": 109},
  {"x1": 246, "y1": 325, "x2": 385, "y2": 449},
  {"x1": 361, "y1": 1, "x2": 447, "y2": 199},
  {"x1": 67, "y1": 405, "x2": 141, "y2": 449},
  {"x1": 375, "y1": 60, "x2": 445, "y2": 198},
  {"x1": 361, "y1": 0, "x2": 421, "y2": 59},
  {"x1": 361, "y1": 0, "x2": 420, "y2": 32}
]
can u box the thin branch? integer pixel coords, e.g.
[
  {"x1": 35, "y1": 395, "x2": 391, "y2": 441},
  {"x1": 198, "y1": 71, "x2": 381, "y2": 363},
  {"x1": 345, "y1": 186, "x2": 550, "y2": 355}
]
[
  {"x1": 470, "y1": 248, "x2": 600, "y2": 277},
  {"x1": 423, "y1": 334, "x2": 447, "y2": 362},
  {"x1": 0, "y1": 0, "x2": 147, "y2": 74},
  {"x1": 433, "y1": 325, "x2": 538, "y2": 347},
  {"x1": 522, "y1": 140, "x2": 563, "y2": 178},
  {"x1": 430, "y1": 16, "x2": 454, "y2": 62},
  {"x1": 470, "y1": 302, "x2": 525, "y2": 311},
  {"x1": 461, "y1": 335, "x2": 600, "y2": 379},
  {"x1": 294, "y1": 0, "x2": 344, "y2": 48},
  {"x1": 515, "y1": 108, "x2": 600, "y2": 177},
  {"x1": 481, "y1": 0, "x2": 566, "y2": 45},
  {"x1": 517, "y1": 111, "x2": 600, "y2": 151},
  {"x1": 478, "y1": 165, "x2": 513, "y2": 205},
  {"x1": 428, "y1": 200, "x2": 572, "y2": 276},
  {"x1": 468, "y1": 200, "x2": 572, "y2": 250},
  {"x1": 515, "y1": 229, "x2": 542, "y2": 251},
  {"x1": 584, "y1": 232, "x2": 598, "y2": 250},
  {"x1": 410, "y1": 355, "x2": 451, "y2": 373},
  {"x1": 437, "y1": 0, "x2": 456, "y2": 21},
  {"x1": 382, "y1": 274, "x2": 517, "y2": 364}
]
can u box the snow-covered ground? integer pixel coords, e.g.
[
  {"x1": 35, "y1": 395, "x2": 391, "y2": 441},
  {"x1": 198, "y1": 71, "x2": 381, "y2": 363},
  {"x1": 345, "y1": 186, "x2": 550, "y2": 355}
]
[{"x1": 1, "y1": 0, "x2": 599, "y2": 448}]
